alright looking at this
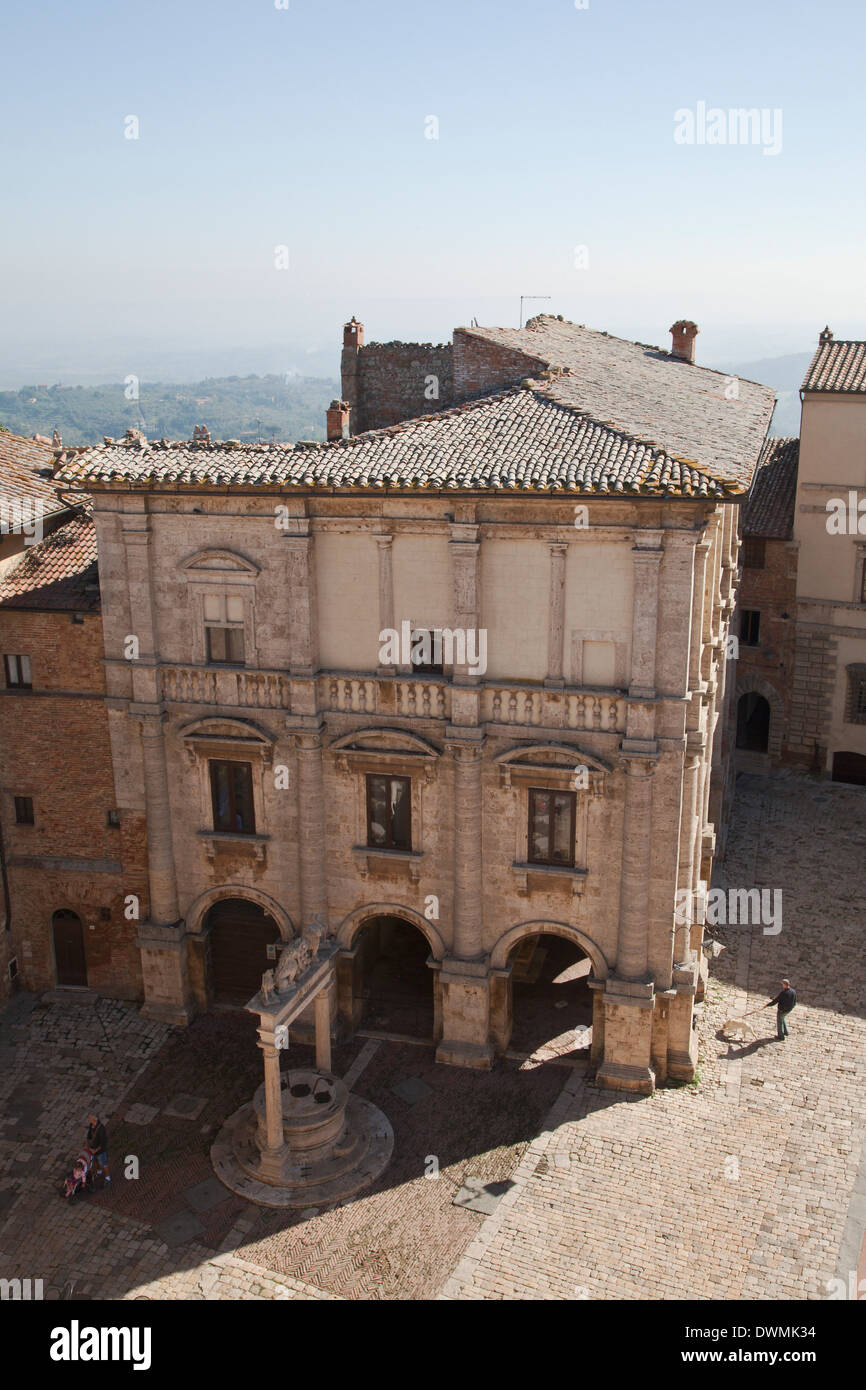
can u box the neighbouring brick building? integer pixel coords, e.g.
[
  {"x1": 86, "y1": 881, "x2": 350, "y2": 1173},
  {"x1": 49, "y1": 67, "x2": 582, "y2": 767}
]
[
  {"x1": 0, "y1": 442, "x2": 147, "y2": 1007},
  {"x1": 50, "y1": 315, "x2": 775, "y2": 1092},
  {"x1": 734, "y1": 436, "x2": 799, "y2": 766}
]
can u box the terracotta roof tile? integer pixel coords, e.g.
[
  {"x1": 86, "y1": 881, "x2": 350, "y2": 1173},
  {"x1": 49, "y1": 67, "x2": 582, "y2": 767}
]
[
  {"x1": 742, "y1": 436, "x2": 799, "y2": 540},
  {"x1": 0, "y1": 505, "x2": 99, "y2": 611},
  {"x1": 54, "y1": 386, "x2": 763, "y2": 500},
  {"x1": 458, "y1": 316, "x2": 776, "y2": 488},
  {"x1": 801, "y1": 338, "x2": 866, "y2": 393},
  {"x1": 0, "y1": 430, "x2": 70, "y2": 514}
]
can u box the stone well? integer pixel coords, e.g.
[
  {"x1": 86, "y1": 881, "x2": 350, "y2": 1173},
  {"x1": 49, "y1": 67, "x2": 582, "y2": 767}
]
[{"x1": 212, "y1": 1066, "x2": 393, "y2": 1209}]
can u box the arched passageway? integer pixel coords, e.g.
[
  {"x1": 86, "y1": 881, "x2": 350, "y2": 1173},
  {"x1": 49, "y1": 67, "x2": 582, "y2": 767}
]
[
  {"x1": 52, "y1": 909, "x2": 87, "y2": 987},
  {"x1": 351, "y1": 915, "x2": 435, "y2": 1040},
  {"x1": 205, "y1": 897, "x2": 282, "y2": 1006},
  {"x1": 506, "y1": 932, "x2": 593, "y2": 1060},
  {"x1": 736, "y1": 693, "x2": 770, "y2": 752}
]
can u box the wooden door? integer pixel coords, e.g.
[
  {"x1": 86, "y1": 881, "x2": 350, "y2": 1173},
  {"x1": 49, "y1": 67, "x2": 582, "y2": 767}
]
[
  {"x1": 207, "y1": 899, "x2": 282, "y2": 1006},
  {"x1": 52, "y1": 911, "x2": 88, "y2": 987}
]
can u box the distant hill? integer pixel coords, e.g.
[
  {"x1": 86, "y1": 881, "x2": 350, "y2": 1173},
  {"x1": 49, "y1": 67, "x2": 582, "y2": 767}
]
[
  {"x1": 716, "y1": 352, "x2": 813, "y2": 438},
  {"x1": 0, "y1": 374, "x2": 339, "y2": 447}
]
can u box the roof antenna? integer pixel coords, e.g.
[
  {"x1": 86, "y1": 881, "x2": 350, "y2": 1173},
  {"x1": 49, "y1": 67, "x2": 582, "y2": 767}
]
[{"x1": 519, "y1": 295, "x2": 551, "y2": 329}]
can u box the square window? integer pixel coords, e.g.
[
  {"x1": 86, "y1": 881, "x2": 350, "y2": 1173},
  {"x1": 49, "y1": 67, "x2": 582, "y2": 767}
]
[
  {"x1": 210, "y1": 760, "x2": 256, "y2": 834},
  {"x1": 107, "y1": 810, "x2": 121, "y2": 828},
  {"x1": 203, "y1": 594, "x2": 223, "y2": 622},
  {"x1": 366, "y1": 775, "x2": 412, "y2": 850},
  {"x1": 14, "y1": 796, "x2": 34, "y2": 825},
  {"x1": 528, "y1": 788, "x2": 576, "y2": 867},
  {"x1": 226, "y1": 595, "x2": 245, "y2": 624}
]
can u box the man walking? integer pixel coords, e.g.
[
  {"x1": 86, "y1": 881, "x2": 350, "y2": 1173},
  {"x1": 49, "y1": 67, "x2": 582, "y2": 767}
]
[
  {"x1": 764, "y1": 978, "x2": 797, "y2": 1040},
  {"x1": 86, "y1": 1113, "x2": 111, "y2": 1183}
]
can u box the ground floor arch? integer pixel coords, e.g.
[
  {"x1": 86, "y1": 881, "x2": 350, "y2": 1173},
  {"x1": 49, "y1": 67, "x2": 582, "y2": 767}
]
[
  {"x1": 832, "y1": 750, "x2": 866, "y2": 785},
  {"x1": 204, "y1": 897, "x2": 283, "y2": 1006},
  {"x1": 491, "y1": 926, "x2": 595, "y2": 1060},
  {"x1": 52, "y1": 909, "x2": 87, "y2": 988},
  {"x1": 736, "y1": 692, "x2": 770, "y2": 752},
  {"x1": 336, "y1": 907, "x2": 441, "y2": 1042}
]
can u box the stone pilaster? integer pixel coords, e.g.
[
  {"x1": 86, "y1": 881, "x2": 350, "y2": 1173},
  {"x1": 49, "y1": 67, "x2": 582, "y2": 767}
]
[
  {"x1": 615, "y1": 752, "x2": 656, "y2": 980},
  {"x1": 294, "y1": 729, "x2": 327, "y2": 928},
  {"x1": 436, "y1": 737, "x2": 492, "y2": 1069},
  {"x1": 545, "y1": 541, "x2": 567, "y2": 687},
  {"x1": 449, "y1": 521, "x2": 481, "y2": 687},
  {"x1": 139, "y1": 712, "x2": 179, "y2": 926},
  {"x1": 629, "y1": 533, "x2": 664, "y2": 700},
  {"x1": 136, "y1": 711, "x2": 190, "y2": 1024},
  {"x1": 374, "y1": 531, "x2": 394, "y2": 675}
]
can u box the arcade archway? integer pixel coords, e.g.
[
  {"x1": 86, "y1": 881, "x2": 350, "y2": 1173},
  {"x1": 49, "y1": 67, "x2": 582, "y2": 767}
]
[
  {"x1": 344, "y1": 913, "x2": 436, "y2": 1041},
  {"x1": 205, "y1": 897, "x2": 282, "y2": 1006},
  {"x1": 504, "y1": 931, "x2": 594, "y2": 1060}
]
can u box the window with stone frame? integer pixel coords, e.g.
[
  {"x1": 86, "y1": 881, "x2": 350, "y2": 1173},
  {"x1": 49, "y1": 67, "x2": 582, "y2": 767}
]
[
  {"x1": 4, "y1": 654, "x2": 32, "y2": 688},
  {"x1": 844, "y1": 666, "x2": 866, "y2": 725},
  {"x1": 209, "y1": 759, "x2": 256, "y2": 833},
  {"x1": 528, "y1": 788, "x2": 576, "y2": 867},
  {"x1": 742, "y1": 536, "x2": 766, "y2": 569},
  {"x1": 203, "y1": 593, "x2": 245, "y2": 664},
  {"x1": 366, "y1": 774, "x2": 412, "y2": 850}
]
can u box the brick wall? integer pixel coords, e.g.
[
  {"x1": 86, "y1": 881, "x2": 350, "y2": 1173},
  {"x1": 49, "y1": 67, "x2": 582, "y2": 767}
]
[
  {"x1": 0, "y1": 608, "x2": 146, "y2": 1003},
  {"x1": 343, "y1": 342, "x2": 454, "y2": 434},
  {"x1": 452, "y1": 330, "x2": 546, "y2": 401},
  {"x1": 340, "y1": 323, "x2": 551, "y2": 436},
  {"x1": 735, "y1": 538, "x2": 798, "y2": 761}
]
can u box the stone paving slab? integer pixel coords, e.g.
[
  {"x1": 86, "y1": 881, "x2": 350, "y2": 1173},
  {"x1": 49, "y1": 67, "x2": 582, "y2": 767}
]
[
  {"x1": 440, "y1": 775, "x2": 866, "y2": 1301},
  {"x1": 0, "y1": 773, "x2": 862, "y2": 1302}
]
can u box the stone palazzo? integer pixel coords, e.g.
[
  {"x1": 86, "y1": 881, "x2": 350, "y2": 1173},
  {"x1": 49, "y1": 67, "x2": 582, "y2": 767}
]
[{"x1": 52, "y1": 315, "x2": 776, "y2": 1093}]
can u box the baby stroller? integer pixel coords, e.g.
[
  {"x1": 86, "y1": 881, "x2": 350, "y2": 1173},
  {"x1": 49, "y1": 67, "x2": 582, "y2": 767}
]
[{"x1": 62, "y1": 1147, "x2": 96, "y2": 1201}]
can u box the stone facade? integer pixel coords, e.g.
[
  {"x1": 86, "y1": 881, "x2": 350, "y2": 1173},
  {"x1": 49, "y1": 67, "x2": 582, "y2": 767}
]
[
  {"x1": 63, "y1": 475, "x2": 744, "y2": 1091},
  {"x1": 790, "y1": 333, "x2": 866, "y2": 779}
]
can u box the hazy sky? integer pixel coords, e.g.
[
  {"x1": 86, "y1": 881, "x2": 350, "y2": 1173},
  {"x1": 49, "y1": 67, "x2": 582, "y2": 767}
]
[{"x1": 2, "y1": 0, "x2": 864, "y2": 382}]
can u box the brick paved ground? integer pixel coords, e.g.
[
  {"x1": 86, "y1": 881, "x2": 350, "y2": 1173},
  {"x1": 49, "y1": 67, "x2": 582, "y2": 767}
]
[
  {"x1": 442, "y1": 773, "x2": 866, "y2": 1300},
  {"x1": 0, "y1": 772, "x2": 863, "y2": 1301}
]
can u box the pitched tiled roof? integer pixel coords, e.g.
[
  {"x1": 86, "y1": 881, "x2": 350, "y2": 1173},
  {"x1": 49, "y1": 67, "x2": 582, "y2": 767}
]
[
  {"x1": 801, "y1": 337, "x2": 866, "y2": 392},
  {"x1": 457, "y1": 317, "x2": 776, "y2": 488},
  {"x1": 54, "y1": 388, "x2": 753, "y2": 499},
  {"x1": 742, "y1": 437, "x2": 799, "y2": 540},
  {"x1": 0, "y1": 506, "x2": 99, "y2": 611},
  {"x1": 0, "y1": 430, "x2": 71, "y2": 514}
]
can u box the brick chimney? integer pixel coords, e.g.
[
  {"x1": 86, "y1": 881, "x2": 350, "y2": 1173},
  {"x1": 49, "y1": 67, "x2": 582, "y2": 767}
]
[
  {"x1": 343, "y1": 316, "x2": 364, "y2": 350},
  {"x1": 326, "y1": 399, "x2": 351, "y2": 441},
  {"x1": 341, "y1": 317, "x2": 364, "y2": 434},
  {"x1": 669, "y1": 319, "x2": 699, "y2": 364}
]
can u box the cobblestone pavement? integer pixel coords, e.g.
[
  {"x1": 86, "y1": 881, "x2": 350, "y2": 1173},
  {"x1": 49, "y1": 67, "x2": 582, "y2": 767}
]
[
  {"x1": 1, "y1": 773, "x2": 863, "y2": 1301},
  {"x1": 442, "y1": 773, "x2": 866, "y2": 1300}
]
